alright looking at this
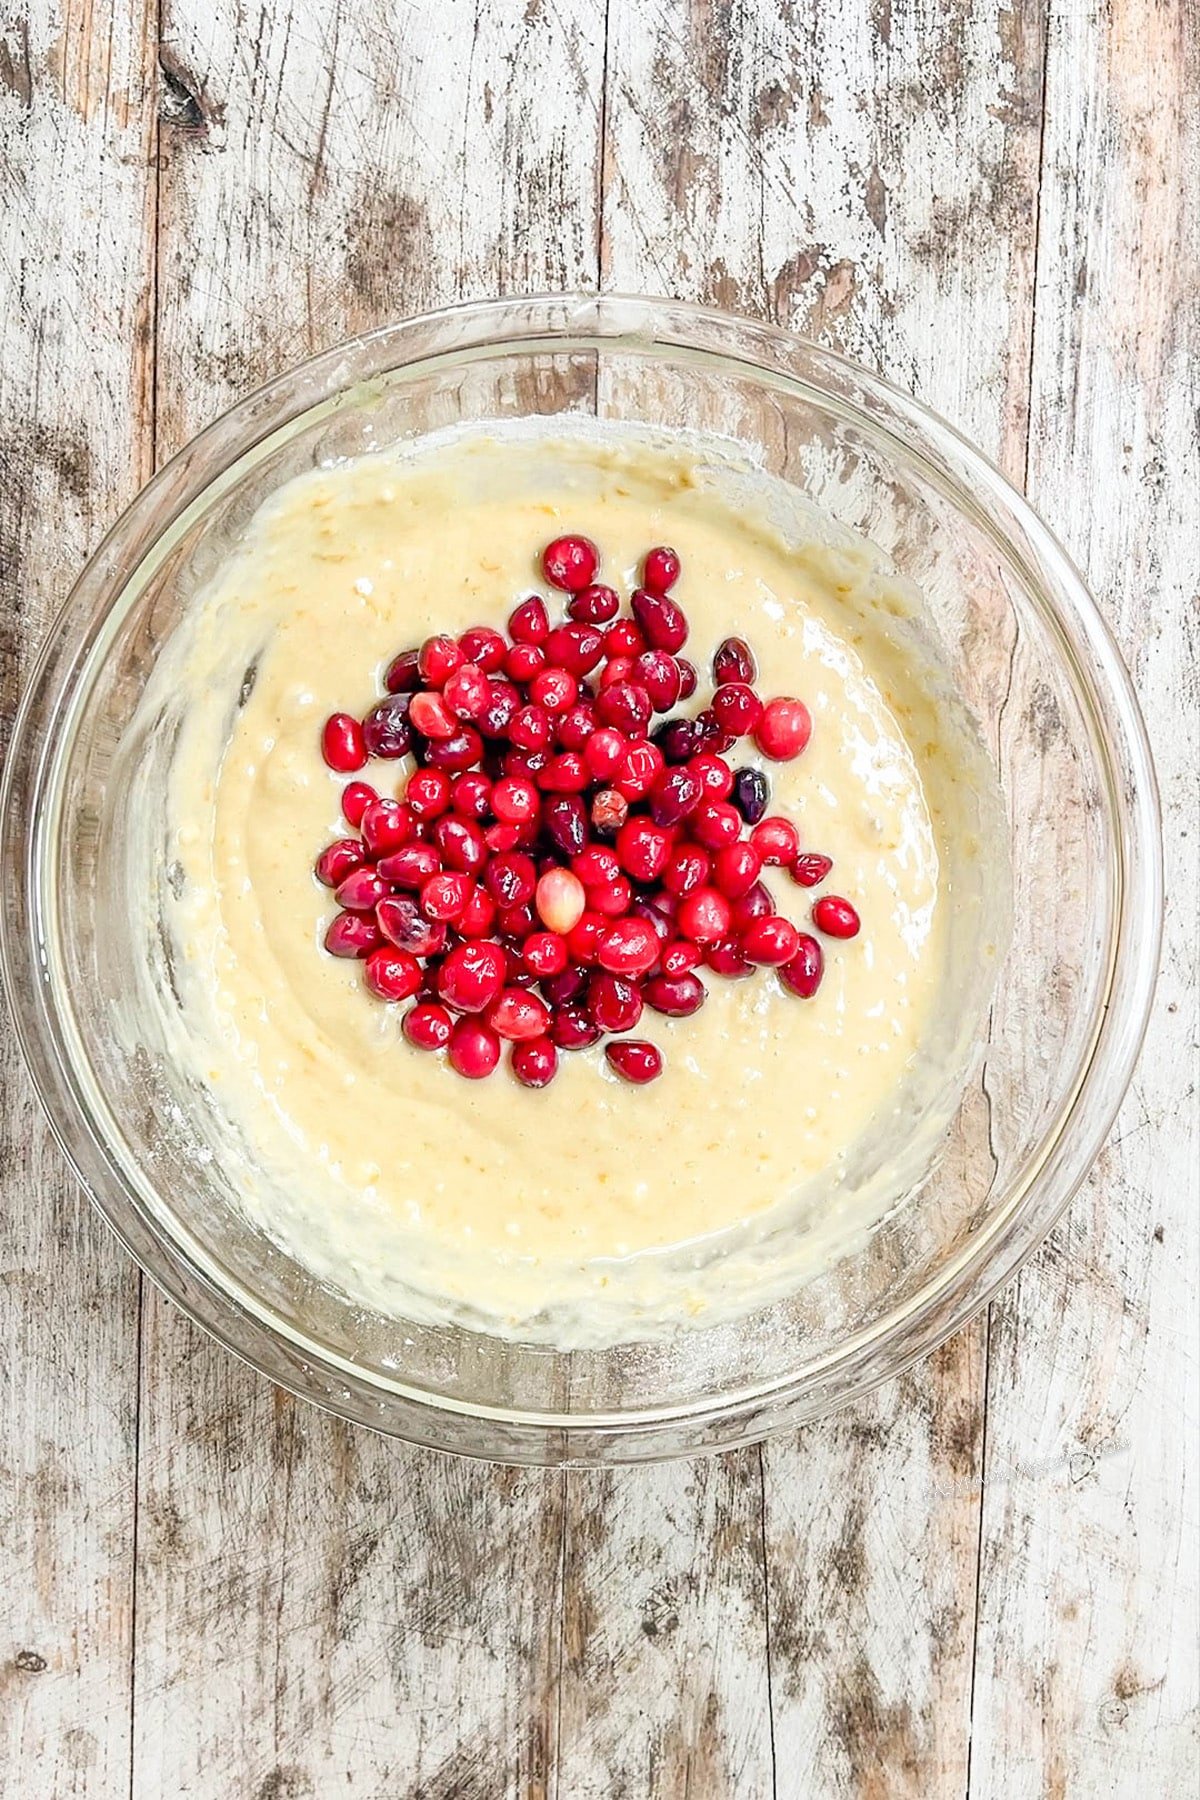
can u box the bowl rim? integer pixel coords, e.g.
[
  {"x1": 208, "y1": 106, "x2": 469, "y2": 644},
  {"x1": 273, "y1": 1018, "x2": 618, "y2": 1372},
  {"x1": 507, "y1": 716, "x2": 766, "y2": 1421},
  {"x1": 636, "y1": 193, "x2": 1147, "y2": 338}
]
[{"x1": 0, "y1": 291, "x2": 1163, "y2": 1456}]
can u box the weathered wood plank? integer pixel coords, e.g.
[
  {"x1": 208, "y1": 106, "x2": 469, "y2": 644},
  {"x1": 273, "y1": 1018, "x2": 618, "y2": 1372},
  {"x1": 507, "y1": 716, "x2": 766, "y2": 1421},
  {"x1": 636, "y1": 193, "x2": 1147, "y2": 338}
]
[
  {"x1": 968, "y1": 1, "x2": 1200, "y2": 1792},
  {"x1": 132, "y1": 4, "x2": 604, "y2": 1795},
  {"x1": 0, "y1": 4, "x2": 156, "y2": 1791}
]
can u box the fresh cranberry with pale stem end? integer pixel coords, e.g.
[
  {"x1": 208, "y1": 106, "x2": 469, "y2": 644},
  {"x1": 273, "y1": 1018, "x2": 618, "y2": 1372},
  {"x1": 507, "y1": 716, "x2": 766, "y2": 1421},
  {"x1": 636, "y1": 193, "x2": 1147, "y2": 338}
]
[
  {"x1": 448, "y1": 1017, "x2": 502, "y2": 1079},
  {"x1": 589, "y1": 876, "x2": 633, "y2": 918},
  {"x1": 406, "y1": 770, "x2": 451, "y2": 819},
  {"x1": 546, "y1": 624, "x2": 605, "y2": 676},
  {"x1": 509, "y1": 595, "x2": 550, "y2": 643},
  {"x1": 688, "y1": 753, "x2": 735, "y2": 798},
  {"x1": 418, "y1": 634, "x2": 465, "y2": 688},
  {"x1": 616, "y1": 818, "x2": 672, "y2": 884},
  {"x1": 742, "y1": 915, "x2": 802, "y2": 966},
  {"x1": 419, "y1": 871, "x2": 472, "y2": 922},
  {"x1": 677, "y1": 886, "x2": 732, "y2": 944},
  {"x1": 713, "y1": 840, "x2": 763, "y2": 899},
  {"x1": 713, "y1": 636, "x2": 757, "y2": 685},
  {"x1": 485, "y1": 851, "x2": 537, "y2": 907},
  {"x1": 780, "y1": 934, "x2": 824, "y2": 998},
  {"x1": 425, "y1": 727, "x2": 484, "y2": 772},
  {"x1": 403, "y1": 1001, "x2": 454, "y2": 1050},
  {"x1": 476, "y1": 679, "x2": 521, "y2": 737},
  {"x1": 675, "y1": 657, "x2": 698, "y2": 700},
  {"x1": 654, "y1": 717, "x2": 701, "y2": 764},
  {"x1": 529, "y1": 667, "x2": 578, "y2": 714},
  {"x1": 408, "y1": 691, "x2": 456, "y2": 740},
  {"x1": 505, "y1": 642, "x2": 546, "y2": 683},
  {"x1": 596, "y1": 681, "x2": 652, "y2": 737},
  {"x1": 597, "y1": 656, "x2": 635, "y2": 692},
  {"x1": 750, "y1": 816, "x2": 800, "y2": 865},
  {"x1": 631, "y1": 587, "x2": 688, "y2": 652},
  {"x1": 451, "y1": 771, "x2": 493, "y2": 818},
  {"x1": 324, "y1": 911, "x2": 382, "y2": 958},
  {"x1": 363, "y1": 946, "x2": 422, "y2": 1002},
  {"x1": 568, "y1": 582, "x2": 620, "y2": 623},
  {"x1": 384, "y1": 648, "x2": 422, "y2": 693},
  {"x1": 642, "y1": 545, "x2": 681, "y2": 594},
  {"x1": 633, "y1": 650, "x2": 683, "y2": 712},
  {"x1": 315, "y1": 838, "x2": 365, "y2": 888},
  {"x1": 538, "y1": 752, "x2": 589, "y2": 794},
  {"x1": 541, "y1": 965, "x2": 586, "y2": 1007},
  {"x1": 512, "y1": 1035, "x2": 558, "y2": 1087},
  {"x1": 596, "y1": 916, "x2": 660, "y2": 977},
  {"x1": 643, "y1": 972, "x2": 706, "y2": 1017},
  {"x1": 361, "y1": 799, "x2": 414, "y2": 857},
  {"x1": 376, "y1": 895, "x2": 445, "y2": 957},
  {"x1": 542, "y1": 534, "x2": 599, "y2": 592},
  {"x1": 572, "y1": 846, "x2": 620, "y2": 886},
  {"x1": 444, "y1": 661, "x2": 488, "y2": 719},
  {"x1": 583, "y1": 726, "x2": 627, "y2": 782},
  {"x1": 378, "y1": 843, "x2": 441, "y2": 889},
  {"x1": 523, "y1": 931, "x2": 569, "y2": 979},
  {"x1": 566, "y1": 910, "x2": 606, "y2": 965},
  {"x1": 731, "y1": 767, "x2": 769, "y2": 826},
  {"x1": 458, "y1": 626, "x2": 507, "y2": 673},
  {"x1": 663, "y1": 844, "x2": 710, "y2": 897},
  {"x1": 812, "y1": 894, "x2": 861, "y2": 939},
  {"x1": 556, "y1": 701, "x2": 598, "y2": 750},
  {"x1": 754, "y1": 696, "x2": 812, "y2": 761},
  {"x1": 487, "y1": 988, "x2": 551, "y2": 1042},
  {"x1": 614, "y1": 740, "x2": 664, "y2": 802},
  {"x1": 434, "y1": 814, "x2": 488, "y2": 875},
  {"x1": 730, "y1": 880, "x2": 773, "y2": 933},
  {"x1": 712, "y1": 682, "x2": 763, "y2": 737},
  {"x1": 536, "y1": 867, "x2": 587, "y2": 934},
  {"x1": 791, "y1": 852, "x2": 833, "y2": 887},
  {"x1": 605, "y1": 1040, "x2": 663, "y2": 1084},
  {"x1": 340, "y1": 781, "x2": 377, "y2": 827},
  {"x1": 587, "y1": 971, "x2": 644, "y2": 1034},
  {"x1": 704, "y1": 938, "x2": 754, "y2": 978},
  {"x1": 604, "y1": 618, "x2": 646, "y2": 659},
  {"x1": 334, "y1": 867, "x2": 390, "y2": 912},
  {"x1": 542, "y1": 794, "x2": 589, "y2": 857},
  {"x1": 322, "y1": 712, "x2": 367, "y2": 773},
  {"x1": 649, "y1": 766, "x2": 702, "y2": 826},
  {"x1": 689, "y1": 798, "x2": 742, "y2": 849},
  {"x1": 661, "y1": 939, "x2": 702, "y2": 976},
  {"x1": 590, "y1": 789, "x2": 628, "y2": 835},
  {"x1": 492, "y1": 775, "x2": 540, "y2": 825},
  {"x1": 552, "y1": 1004, "x2": 602, "y2": 1050},
  {"x1": 437, "y1": 940, "x2": 506, "y2": 1013},
  {"x1": 362, "y1": 696, "x2": 414, "y2": 759},
  {"x1": 456, "y1": 885, "x2": 496, "y2": 938}
]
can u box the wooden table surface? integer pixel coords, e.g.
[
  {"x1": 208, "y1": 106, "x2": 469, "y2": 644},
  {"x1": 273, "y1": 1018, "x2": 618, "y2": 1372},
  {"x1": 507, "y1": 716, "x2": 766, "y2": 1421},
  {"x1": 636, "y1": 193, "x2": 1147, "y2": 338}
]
[{"x1": 2, "y1": 4, "x2": 1196, "y2": 1795}]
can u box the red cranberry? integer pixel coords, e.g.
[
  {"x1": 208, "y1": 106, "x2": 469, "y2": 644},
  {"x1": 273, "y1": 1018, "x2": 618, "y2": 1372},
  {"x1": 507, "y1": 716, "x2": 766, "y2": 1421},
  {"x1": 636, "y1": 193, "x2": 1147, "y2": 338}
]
[
  {"x1": 448, "y1": 1017, "x2": 502, "y2": 1078},
  {"x1": 731, "y1": 767, "x2": 769, "y2": 825},
  {"x1": 573, "y1": 845, "x2": 621, "y2": 886},
  {"x1": 688, "y1": 752, "x2": 735, "y2": 798},
  {"x1": 779, "y1": 934, "x2": 824, "y2": 998},
  {"x1": 378, "y1": 843, "x2": 441, "y2": 889},
  {"x1": 712, "y1": 682, "x2": 763, "y2": 737},
  {"x1": 596, "y1": 917, "x2": 660, "y2": 977},
  {"x1": 492, "y1": 775, "x2": 540, "y2": 825},
  {"x1": 509, "y1": 595, "x2": 550, "y2": 643},
  {"x1": 791, "y1": 852, "x2": 833, "y2": 887},
  {"x1": 730, "y1": 880, "x2": 774, "y2": 932},
  {"x1": 704, "y1": 938, "x2": 754, "y2": 978},
  {"x1": 542, "y1": 534, "x2": 599, "y2": 592},
  {"x1": 324, "y1": 911, "x2": 382, "y2": 958},
  {"x1": 713, "y1": 636, "x2": 756, "y2": 685},
  {"x1": 315, "y1": 838, "x2": 365, "y2": 887},
  {"x1": 420, "y1": 871, "x2": 472, "y2": 922},
  {"x1": 487, "y1": 987, "x2": 551, "y2": 1042},
  {"x1": 361, "y1": 799, "x2": 415, "y2": 857},
  {"x1": 587, "y1": 970, "x2": 644, "y2": 1034},
  {"x1": 566, "y1": 910, "x2": 606, "y2": 964},
  {"x1": 404, "y1": 1001, "x2": 454, "y2": 1050},
  {"x1": 530, "y1": 667, "x2": 578, "y2": 713},
  {"x1": 536, "y1": 868, "x2": 587, "y2": 934},
  {"x1": 754, "y1": 696, "x2": 812, "y2": 761},
  {"x1": 598, "y1": 655, "x2": 635, "y2": 692},
  {"x1": 418, "y1": 635, "x2": 465, "y2": 688},
  {"x1": 505, "y1": 642, "x2": 546, "y2": 684},
  {"x1": 604, "y1": 618, "x2": 646, "y2": 659},
  {"x1": 334, "y1": 866, "x2": 390, "y2": 912},
  {"x1": 654, "y1": 717, "x2": 701, "y2": 764},
  {"x1": 692, "y1": 708, "x2": 734, "y2": 753},
  {"x1": 556, "y1": 701, "x2": 598, "y2": 750},
  {"x1": 589, "y1": 876, "x2": 632, "y2": 918},
  {"x1": 596, "y1": 681, "x2": 652, "y2": 737},
  {"x1": 340, "y1": 781, "x2": 377, "y2": 827},
  {"x1": 444, "y1": 661, "x2": 488, "y2": 719},
  {"x1": 591, "y1": 789, "x2": 628, "y2": 835},
  {"x1": 583, "y1": 726, "x2": 627, "y2": 782},
  {"x1": 450, "y1": 771, "x2": 492, "y2": 818},
  {"x1": 614, "y1": 739, "x2": 664, "y2": 802},
  {"x1": 741, "y1": 915, "x2": 802, "y2": 966},
  {"x1": 364, "y1": 946, "x2": 422, "y2": 1001},
  {"x1": 661, "y1": 940, "x2": 702, "y2": 975},
  {"x1": 676, "y1": 658, "x2": 698, "y2": 700},
  {"x1": 633, "y1": 650, "x2": 682, "y2": 712},
  {"x1": 642, "y1": 545, "x2": 681, "y2": 594},
  {"x1": 322, "y1": 712, "x2": 367, "y2": 773},
  {"x1": 568, "y1": 582, "x2": 620, "y2": 623},
  {"x1": 384, "y1": 648, "x2": 422, "y2": 693},
  {"x1": 406, "y1": 770, "x2": 451, "y2": 819},
  {"x1": 650, "y1": 766, "x2": 703, "y2": 826},
  {"x1": 632, "y1": 896, "x2": 675, "y2": 944},
  {"x1": 552, "y1": 1003, "x2": 601, "y2": 1050},
  {"x1": 409, "y1": 691, "x2": 456, "y2": 739},
  {"x1": 361, "y1": 696, "x2": 414, "y2": 759},
  {"x1": 523, "y1": 931, "x2": 569, "y2": 979},
  {"x1": 476, "y1": 679, "x2": 521, "y2": 737},
  {"x1": 751, "y1": 816, "x2": 800, "y2": 865},
  {"x1": 458, "y1": 626, "x2": 507, "y2": 673},
  {"x1": 503, "y1": 747, "x2": 548, "y2": 783},
  {"x1": 605, "y1": 1040, "x2": 663, "y2": 1084},
  {"x1": 425, "y1": 727, "x2": 484, "y2": 772},
  {"x1": 713, "y1": 840, "x2": 763, "y2": 899},
  {"x1": 812, "y1": 894, "x2": 861, "y2": 939},
  {"x1": 689, "y1": 799, "x2": 742, "y2": 849},
  {"x1": 662, "y1": 844, "x2": 710, "y2": 897},
  {"x1": 498, "y1": 902, "x2": 536, "y2": 939},
  {"x1": 456, "y1": 885, "x2": 496, "y2": 938},
  {"x1": 434, "y1": 814, "x2": 488, "y2": 875},
  {"x1": 545, "y1": 624, "x2": 605, "y2": 676},
  {"x1": 511, "y1": 1036, "x2": 559, "y2": 1087},
  {"x1": 376, "y1": 895, "x2": 445, "y2": 957},
  {"x1": 538, "y1": 752, "x2": 589, "y2": 793},
  {"x1": 631, "y1": 587, "x2": 688, "y2": 652},
  {"x1": 643, "y1": 972, "x2": 706, "y2": 1017},
  {"x1": 438, "y1": 940, "x2": 506, "y2": 1013},
  {"x1": 485, "y1": 851, "x2": 537, "y2": 907},
  {"x1": 677, "y1": 886, "x2": 732, "y2": 944},
  {"x1": 616, "y1": 818, "x2": 672, "y2": 883}
]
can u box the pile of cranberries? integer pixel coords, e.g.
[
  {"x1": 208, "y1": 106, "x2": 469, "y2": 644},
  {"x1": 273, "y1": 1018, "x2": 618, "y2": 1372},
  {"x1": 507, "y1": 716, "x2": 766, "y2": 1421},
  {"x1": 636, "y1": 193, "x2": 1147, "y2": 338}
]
[{"x1": 314, "y1": 536, "x2": 860, "y2": 1087}]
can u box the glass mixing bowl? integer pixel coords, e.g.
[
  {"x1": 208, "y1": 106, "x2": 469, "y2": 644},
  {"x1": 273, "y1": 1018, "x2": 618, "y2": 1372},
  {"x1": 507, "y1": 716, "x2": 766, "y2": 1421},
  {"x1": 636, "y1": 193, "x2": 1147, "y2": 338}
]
[{"x1": 0, "y1": 294, "x2": 1160, "y2": 1464}]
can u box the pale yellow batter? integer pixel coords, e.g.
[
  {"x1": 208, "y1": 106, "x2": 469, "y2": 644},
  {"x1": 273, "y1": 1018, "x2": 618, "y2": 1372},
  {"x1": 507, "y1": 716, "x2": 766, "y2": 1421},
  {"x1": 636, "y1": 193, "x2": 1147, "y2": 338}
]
[{"x1": 142, "y1": 425, "x2": 1003, "y2": 1343}]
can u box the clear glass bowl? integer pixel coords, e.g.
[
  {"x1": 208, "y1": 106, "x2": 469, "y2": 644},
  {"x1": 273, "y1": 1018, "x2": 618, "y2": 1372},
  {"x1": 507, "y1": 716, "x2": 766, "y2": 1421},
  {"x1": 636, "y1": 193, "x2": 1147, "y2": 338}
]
[{"x1": 0, "y1": 295, "x2": 1160, "y2": 1464}]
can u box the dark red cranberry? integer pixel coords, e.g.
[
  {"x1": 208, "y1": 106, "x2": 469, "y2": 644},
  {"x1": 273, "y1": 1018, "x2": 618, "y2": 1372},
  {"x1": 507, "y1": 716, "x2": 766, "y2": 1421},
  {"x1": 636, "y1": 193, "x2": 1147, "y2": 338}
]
[
  {"x1": 791, "y1": 852, "x2": 833, "y2": 887},
  {"x1": 409, "y1": 691, "x2": 456, "y2": 739},
  {"x1": 677, "y1": 886, "x2": 732, "y2": 944},
  {"x1": 613, "y1": 739, "x2": 664, "y2": 802},
  {"x1": 615, "y1": 818, "x2": 672, "y2": 884},
  {"x1": 434, "y1": 814, "x2": 488, "y2": 875},
  {"x1": 751, "y1": 816, "x2": 800, "y2": 865},
  {"x1": 443, "y1": 661, "x2": 488, "y2": 719},
  {"x1": 731, "y1": 767, "x2": 769, "y2": 825},
  {"x1": 542, "y1": 535, "x2": 598, "y2": 592},
  {"x1": 425, "y1": 727, "x2": 484, "y2": 772},
  {"x1": 630, "y1": 587, "x2": 687, "y2": 652},
  {"x1": 376, "y1": 895, "x2": 445, "y2": 957},
  {"x1": 712, "y1": 682, "x2": 763, "y2": 737},
  {"x1": 492, "y1": 775, "x2": 540, "y2": 825},
  {"x1": 498, "y1": 901, "x2": 536, "y2": 939},
  {"x1": 340, "y1": 781, "x2": 377, "y2": 827},
  {"x1": 660, "y1": 939, "x2": 702, "y2": 976},
  {"x1": 642, "y1": 545, "x2": 681, "y2": 594},
  {"x1": 458, "y1": 626, "x2": 507, "y2": 673},
  {"x1": 420, "y1": 871, "x2": 472, "y2": 922},
  {"x1": 713, "y1": 840, "x2": 762, "y2": 899},
  {"x1": 541, "y1": 964, "x2": 587, "y2": 1008},
  {"x1": 604, "y1": 618, "x2": 646, "y2": 659},
  {"x1": 505, "y1": 642, "x2": 546, "y2": 683},
  {"x1": 363, "y1": 946, "x2": 422, "y2": 1001},
  {"x1": 406, "y1": 769, "x2": 452, "y2": 819},
  {"x1": 605, "y1": 1039, "x2": 663, "y2": 1084},
  {"x1": 545, "y1": 624, "x2": 605, "y2": 676},
  {"x1": 503, "y1": 747, "x2": 549, "y2": 782},
  {"x1": 549, "y1": 1002, "x2": 599, "y2": 1050},
  {"x1": 676, "y1": 657, "x2": 698, "y2": 700},
  {"x1": 509, "y1": 595, "x2": 550, "y2": 643},
  {"x1": 448, "y1": 1017, "x2": 502, "y2": 1078},
  {"x1": 476, "y1": 679, "x2": 522, "y2": 737},
  {"x1": 590, "y1": 789, "x2": 628, "y2": 836},
  {"x1": 583, "y1": 726, "x2": 627, "y2": 782},
  {"x1": 631, "y1": 896, "x2": 675, "y2": 946},
  {"x1": 586, "y1": 971, "x2": 643, "y2": 1034},
  {"x1": 324, "y1": 911, "x2": 382, "y2": 958},
  {"x1": 538, "y1": 752, "x2": 589, "y2": 794},
  {"x1": 451, "y1": 771, "x2": 493, "y2": 818},
  {"x1": 543, "y1": 794, "x2": 589, "y2": 857},
  {"x1": 485, "y1": 851, "x2": 537, "y2": 907},
  {"x1": 556, "y1": 701, "x2": 599, "y2": 750},
  {"x1": 649, "y1": 766, "x2": 702, "y2": 826},
  {"x1": 596, "y1": 681, "x2": 652, "y2": 737},
  {"x1": 730, "y1": 880, "x2": 774, "y2": 932},
  {"x1": 361, "y1": 798, "x2": 415, "y2": 857},
  {"x1": 321, "y1": 712, "x2": 367, "y2": 773},
  {"x1": 704, "y1": 938, "x2": 754, "y2": 978},
  {"x1": 384, "y1": 648, "x2": 422, "y2": 693},
  {"x1": 689, "y1": 799, "x2": 741, "y2": 849},
  {"x1": 438, "y1": 940, "x2": 506, "y2": 1013},
  {"x1": 812, "y1": 894, "x2": 861, "y2": 938},
  {"x1": 713, "y1": 636, "x2": 756, "y2": 685},
  {"x1": 568, "y1": 582, "x2": 620, "y2": 623},
  {"x1": 487, "y1": 987, "x2": 551, "y2": 1042},
  {"x1": 361, "y1": 696, "x2": 414, "y2": 759},
  {"x1": 692, "y1": 708, "x2": 732, "y2": 752},
  {"x1": 742, "y1": 915, "x2": 802, "y2": 966},
  {"x1": 403, "y1": 1001, "x2": 454, "y2": 1050},
  {"x1": 523, "y1": 931, "x2": 568, "y2": 979},
  {"x1": 511, "y1": 1035, "x2": 558, "y2": 1087},
  {"x1": 596, "y1": 916, "x2": 660, "y2": 977},
  {"x1": 315, "y1": 838, "x2": 365, "y2": 888},
  {"x1": 633, "y1": 650, "x2": 682, "y2": 712},
  {"x1": 653, "y1": 717, "x2": 701, "y2": 764},
  {"x1": 334, "y1": 867, "x2": 390, "y2": 912},
  {"x1": 754, "y1": 696, "x2": 812, "y2": 760},
  {"x1": 662, "y1": 844, "x2": 710, "y2": 897},
  {"x1": 779, "y1": 933, "x2": 824, "y2": 998},
  {"x1": 643, "y1": 972, "x2": 706, "y2": 1017},
  {"x1": 378, "y1": 843, "x2": 441, "y2": 889}
]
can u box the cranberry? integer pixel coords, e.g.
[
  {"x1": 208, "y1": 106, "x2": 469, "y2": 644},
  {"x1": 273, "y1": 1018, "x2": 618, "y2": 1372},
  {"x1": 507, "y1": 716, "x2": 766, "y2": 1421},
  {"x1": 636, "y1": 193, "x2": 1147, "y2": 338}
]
[
  {"x1": 376, "y1": 895, "x2": 445, "y2": 957},
  {"x1": 378, "y1": 843, "x2": 441, "y2": 889},
  {"x1": 596, "y1": 916, "x2": 660, "y2": 977},
  {"x1": 509, "y1": 595, "x2": 550, "y2": 643},
  {"x1": 476, "y1": 679, "x2": 521, "y2": 737},
  {"x1": 438, "y1": 940, "x2": 506, "y2": 1013},
  {"x1": 420, "y1": 871, "x2": 472, "y2": 922},
  {"x1": 643, "y1": 972, "x2": 706, "y2": 1017},
  {"x1": 712, "y1": 682, "x2": 763, "y2": 737},
  {"x1": 589, "y1": 876, "x2": 633, "y2": 918},
  {"x1": 523, "y1": 931, "x2": 569, "y2": 979},
  {"x1": 530, "y1": 667, "x2": 578, "y2": 714},
  {"x1": 605, "y1": 1040, "x2": 663, "y2": 1084},
  {"x1": 434, "y1": 814, "x2": 488, "y2": 875},
  {"x1": 662, "y1": 845, "x2": 710, "y2": 897},
  {"x1": 614, "y1": 740, "x2": 664, "y2": 802},
  {"x1": 361, "y1": 799, "x2": 414, "y2": 857},
  {"x1": 448, "y1": 1017, "x2": 502, "y2": 1078},
  {"x1": 590, "y1": 789, "x2": 628, "y2": 835},
  {"x1": 334, "y1": 866, "x2": 390, "y2": 912},
  {"x1": 324, "y1": 911, "x2": 382, "y2": 958},
  {"x1": 384, "y1": 648, "x2": 422, "y2": 693},
  {"x1": 568, "y1": 582, "x2": 620, "y2": 623},
  {"x1": 688, "y1": 752, "x2": 735, "y2": 798},
  {"x1": 605, "y1": 618, "x2": 646, "y2": 659},
  {"x1": 363, "y1": 946, "x2": 422, "y2": 1001},
  {"x1": 539, "y1": 752, "x2": 589, "y2": 794},
  {"x1": 315, "y1": 838, "x2": 364, "y2": 887},
  {"x1": 812, "y1": 894, "x2": 861, "y2": 939},
  {"x1": 750, "y1": 816, "x2": 800, "y2": 865},
  {"x1": 450, "y1": 771, "x2": 493, "y2": 818},
  {"x1": 425, "y1": 727, "x2": 484, "y2": 772},
  {"x1": 704, "y1": 938, "x2": 754, "y2": 978},
  {"x1": 732, "y1": 767, "x2": 769, "y2": 825},
  {"x1": 486, "y1": 821, "x2": 523, "y2": 855},
  {"x1": 649, "y1": 766, "x2": 702, "y2": 826},
  {"x1": 587, "y1": 971, "x2": 644, "y2": 1034},
  {"x1": 633, "y1": 650, "x2": 682, "y2": 712},
  {"x1": 632, "y1": 896, "x2": 675, "y2": 945},
  {"x1": 322, "y1": 712, "x2": 367, "y2": 773},
  {"x1": 661, "y1": 940, "x2": 702, "y2": 976},
  {"x1": 631, "y1": 587, "x2": 688, "y2": 652},
  {"x1": 596, "y1": 681, "x2": 652, "y2": 737},
  {"x1": 713, "y1": 636, "x2": 756, "y2": 685},
  {"x1": 492, "y1": 775, "x2": 540, "y2": 825},
  {"x1": 552, "y1": 1003, "x2": 601, "y2": 1050},
  {"x1": 505, "y1": 642, "x2": 546, "y2": 683},
  {"x1": 362, "y1": 696, "x2": 414, "y2": 759},
  {"x1": 791, "y1": 852, "x2": 833, "y2": 887},
  {"x1": 692, "y1": 708, "x2": 733, "y2": 753},
  {"x1": 653, "y1": 717, "x2": 701, "y2": 764},
  {"x1": 536, "y1": 868, "x2": 587, "y2": 934},
  {"x1": 444, "y1": 661, "x2": 488, "y2": 720},
  {"x1": 616, "y1": 818, "x2": 672, "y2": 883},
  {"x1": 498, "y1": 902, "x2": 536, "y2": 939},
  {"x1": 458, "y1": 626, "x2": 507, "y2": 673},
  {"x1": 404, "y1": 1001, "x2": 454, "y2": 1050},
  {"x1": 406, "y1": 770, "x2": 451, "y2": 819},
  {"x1": 535, "y1": 796, "x2": 583, "y2": 858},
  {"x1": 566, "y1": 909, "x2": 606, "y2": 965},
  {"x1": 676, "y1": 658, "x2": 698, "y2": 700},
  {"x1": 583, "y1": 726, "x2": 627, "y2": 782},
  {"x1": 456, "y1": 885, "x2": 496, "y2": 938},
  {"x1": 730, "y1": 880, "x2": 774, "y2": 932},
  {"x1": 409, "y1": 691, "x2": 456, "y2": 739},
  {"x1": 485, "y1": 851, "x2": 537, "y2": 907},
  {"x1": 742, "y1": 915, "x2": 802, "y2": 966},
  {"x1": 487, "y1": 987, "x2": 550, "y2": 1042},
  {"x1": 545, "y1": 624, "x2": 605, "y2": 676},
  {"x1": 689, "y1": 799, "x2": 742, "y2": 849},
  {"x1": 573, "y1": 845, "x2": 620, "y2": 886},
  {"x1": 417, "y1": 635, "x2": 463, "y2": 688},
  {"x1": 511, "y1": 1035, "x2": 559, "y2": 1087},
  {"x1": 503, "y1": 747, "x2": 549, "y2": 783},
  {"x1": 556, "y1": 701, "x2": 598, "y2": 750},
  {"x1": 340, "y1": 781, "x2": 377, "y2": 827},
  {"x1": 677, "y1": 886, "x2": 732, "y2": 944},
  {"x1": 598, "y1": 655, "x2": 635, "y2": 692},
  {"x1": 713, "y1": 841, "x2": 762, "y2": 899},
  {"x1": 542, "y1": 534, "x2": 599, "y2": 592},
  {"x1": 642, "y1": 545, "x2": 681, "y2": 593},
  {"x1": 779, "y1": 933, "x2": 824, "y2": 998},
  {"x1": 754, "y1": 696, "x2": 812, "y2": 761}
]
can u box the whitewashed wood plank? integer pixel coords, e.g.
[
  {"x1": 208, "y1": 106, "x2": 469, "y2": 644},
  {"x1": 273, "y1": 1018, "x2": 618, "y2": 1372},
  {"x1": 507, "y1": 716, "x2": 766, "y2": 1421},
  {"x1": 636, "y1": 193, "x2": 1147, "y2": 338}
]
[
  {"x1": 968, "y1": 1, "x2": 1200, "y2": 1793},
  {"x1": 133, "y1": 4, "x2": 604, "y2": 1795},
  {"x1": 0, "y1": 4, "x2": 156, "y2": 1792}
]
